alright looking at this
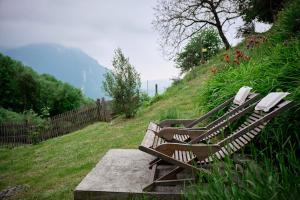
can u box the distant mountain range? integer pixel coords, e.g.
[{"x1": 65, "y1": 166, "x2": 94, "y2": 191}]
[{"x1": 1, "y1": 43, "x2": 108, "y2": 99}]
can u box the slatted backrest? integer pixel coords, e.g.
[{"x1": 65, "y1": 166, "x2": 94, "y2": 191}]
[
  {"x1": 206, "y1": 93, "x2": 260, "y2": 130},
  {"x1": 187, "y1": 93, "x2": 260, "y2": 144},
  {"x1": 190, "y1": 102, "x2": 257, "y2": 144},
  {"x1": 198, "y1": 100, "x2": 293, "y2": 164}
]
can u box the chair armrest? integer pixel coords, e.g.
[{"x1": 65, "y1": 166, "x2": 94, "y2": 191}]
[
  {"x1": 158, "y1": 119, "x2": 196, "y2": 128},
  {"x1": 155, "y1": 143, "x2": 221, "y2": 161},
  {"x1": 156, "y1": 127, "x2": 207, "y2": 141}
]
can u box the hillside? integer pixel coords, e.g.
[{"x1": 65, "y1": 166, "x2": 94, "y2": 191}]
[
  {"x1": 0, "y1": 1, "x2": 300, "y2": 200},
  {"x1": 1, "y1": 43, "x2": 108, "y2": 99}
]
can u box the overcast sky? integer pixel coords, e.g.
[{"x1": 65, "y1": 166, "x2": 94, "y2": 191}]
[{"x1": 0, "y1": 0, "x2": 270, "y2": 81}]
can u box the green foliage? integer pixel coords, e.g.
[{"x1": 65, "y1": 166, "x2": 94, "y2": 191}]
[
  {"x1": 139, "y1": 92, "x2": 151, "y2": 107},
  {"x1": 175, "y1": 28, "x2": 221, "y2": 72},
  {"x1": 23, "y1": 109, "x2": 50, "y2": 144},
  {"x1": 0, "y1": 53, "x2": 91, "y2": 120},
  {"x1": 238, "y1": 0, "x2": 289, "y2": 23},
  {"x1": 0, "y1": 108, "x2": 26, "y2": 123},
  {"x1": 103, "y1": 48, "x2": 141, "y2": 118},
  {"x1": 185, "y1": 153, "x2": 300, "y2": 199},
  {"x1": 269, "y1": 0, "x2": 300, "y2": 42}
]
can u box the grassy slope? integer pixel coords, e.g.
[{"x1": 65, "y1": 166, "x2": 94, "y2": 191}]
[{"x1": 0, "y1": 67, "x2": 212, "y2": 199}]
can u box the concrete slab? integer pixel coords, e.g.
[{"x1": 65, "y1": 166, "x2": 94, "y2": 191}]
[{"x1": 74, "y1": 149, "x2": 184, "y2": 200}]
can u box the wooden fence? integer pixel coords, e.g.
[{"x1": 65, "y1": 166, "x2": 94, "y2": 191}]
[{"x1": 0, "y1": 98, "x2": 111, "y2": 147}]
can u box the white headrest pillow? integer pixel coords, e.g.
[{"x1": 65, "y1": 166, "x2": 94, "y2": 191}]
[
  {"x1": 233, "y1": 86, "x2": 252, "y2": 106},
  {"x1": 255, "y1": 92, "x2": 289, "y2": 112}
]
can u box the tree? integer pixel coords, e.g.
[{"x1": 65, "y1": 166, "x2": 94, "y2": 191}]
[
  {"x1": 153, "y1": 0, "x2": 239, "y2": 56},
  {"x1": 17, "y1": 71, "x2": 40, "y2": 111},
  {"x1": 103, "y1": 49, "x2": 141, "y2": 118},
  {"x1": 176, "y1": 28, "x2": 221, "y2": 72},
  {"x1": 238, "y1": 0, "x2": 288, "y2": 24}
]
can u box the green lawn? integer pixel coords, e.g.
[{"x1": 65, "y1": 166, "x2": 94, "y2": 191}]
[{"x1": 0, "y1": 68, "x2": 210, "y2": 199}]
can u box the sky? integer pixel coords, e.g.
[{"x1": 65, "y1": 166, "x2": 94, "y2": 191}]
[{"x1": 0, "y1": 0, "x2": 271, "y2": 81}]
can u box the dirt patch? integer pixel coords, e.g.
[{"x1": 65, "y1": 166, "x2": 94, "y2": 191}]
[{"x1": 0, "y1": 185, "x2": 26, "y2": 199}]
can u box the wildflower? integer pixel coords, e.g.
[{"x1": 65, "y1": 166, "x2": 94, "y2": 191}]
[
  {"x1": 223, "y1": 53, "x2": 230, "y2": 63},
  {"x1": 211, "y1": 66, "x2": 218, "y2": 74}
]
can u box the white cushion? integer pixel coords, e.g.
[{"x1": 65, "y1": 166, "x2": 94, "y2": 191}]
[
  {"x1": 233, "y1": 86, "x2": 252, "y2": 105},
  {"x1": 255, "y1": 92, "x2": 289, "y2": 112}
]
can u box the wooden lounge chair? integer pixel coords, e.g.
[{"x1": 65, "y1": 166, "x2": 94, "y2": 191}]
[
  {"x1": 139, "y1": 98, "x2": 293, "y2": 192},
  {"x1": 147, "y1": 93, "x2": 260, "y2": 144}
]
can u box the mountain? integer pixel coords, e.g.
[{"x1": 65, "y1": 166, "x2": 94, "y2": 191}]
[{"x1": 1, "y1": 43, "x2": 108, "y2": 99}]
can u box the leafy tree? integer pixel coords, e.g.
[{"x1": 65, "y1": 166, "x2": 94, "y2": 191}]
[
  {"x1": 153, "y1": 0, "x2": 239, "y2": 56},
  {"x1": 103, "y1": 48, "x2": 141, "y2": 118},
  {"x1": 176, "y1": 28, "x2": 222, "y2": 72},
  {"x1": 238, "y1": 0, "x2": 288, "y2": 23}
]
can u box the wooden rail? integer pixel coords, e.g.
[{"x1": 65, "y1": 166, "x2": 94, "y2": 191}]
[{"x1": 0, "y1": 98, "x2": 111, "y2": 147}]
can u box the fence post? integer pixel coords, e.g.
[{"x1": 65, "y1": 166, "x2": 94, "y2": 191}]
[
  {"x1": 101, "y1": 98, "x2": 110, "y2": 122},
  {"x1": 96, "y1": 98, "x2": 102, "y2": 121}
]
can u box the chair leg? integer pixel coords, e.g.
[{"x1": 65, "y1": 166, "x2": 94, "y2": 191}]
[
  {"x1": 156, "y1": 166, "x2": 184, "y2": 180},
  {"x1": 149, "y1": 159, "x2": 162, "y2": 169},
  {"x1": 154, "y1": 178, "x2": 195, "y2": 186},
  {"x1": 149, "y1": 158, "x2": 159, "y2": 165}
]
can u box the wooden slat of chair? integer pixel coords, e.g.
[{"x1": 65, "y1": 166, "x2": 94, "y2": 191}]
[
  {"x1": 182, "y1": 135, "x2": 189, "y2": 141},
  {"x1": 152, "y1": 135, "x2": 159, "y2": 148},
  {"x1": 214, "y1": 152, "x2": 222, "y2": 159},
  {"x1": 228, "y1": 143, "x2": 237, "y2": 151},
  {"x1": 185, "y1": 151, "x2": 190, "y2": 162},
  {"x1": 238, "y1": 137, "x2": 248, "y2": 145},
  {"x1": 178, "y1": 150, "x2": 183, "y2": 162},
  {"x1": 221, "y1": 147, "x2": 229, "y2": 155},
  {"x1": 246, "y1": 132, "x2": 255, "y2": 138},
  {"x1": 179, "y1": 151, "x2": 186, "y2": 162},
  {"x1": 242, "y1": 134, "x2": 251, "y2": 142},
  {"x1": 218, "y1": 150, "x2": 225, "y2": 158},
  {"x1": 232, "y1": 141, "x2": 241, "y2": 149},
  {"x1": 185, "y1": 151, "x2": 190, "y2": 161},
  {"x1": 158, "y1": 136, "x2": 165, "y2": 146},
  {"x1": 141, "y1": 130, "x2": 155, "y2": 148},
  {"x1": 178, "y1": 134, "x2": 184, "y2": 142},
  {"x1": 250, "y1": 130, "x2": 259, "y2": 136}
]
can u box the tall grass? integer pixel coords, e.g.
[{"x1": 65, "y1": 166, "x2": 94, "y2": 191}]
[{"x1": 159, "y1": 107, "x2": 179, "y2": 121}]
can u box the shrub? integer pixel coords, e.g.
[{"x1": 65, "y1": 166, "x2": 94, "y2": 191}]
[
  {"x1": 103, "y1": 48, "x2": 141, "y2": 118},
  {"x1": 139, "y1": 92, "x2": 151, "y2": 107}
]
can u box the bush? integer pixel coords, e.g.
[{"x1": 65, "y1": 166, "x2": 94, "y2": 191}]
[
  {"x1": 0, "y1": 108, "x2": 26, "y2": 123},
  {"x1": 175, "y1": 28, "x2": 222, "y2": 72},
  {"x1": 139, "y1": 92, "x2": 151, "y2": 107},
  {"x1": 103, "y1": 48, "x2": 141, "y2": 118}
]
